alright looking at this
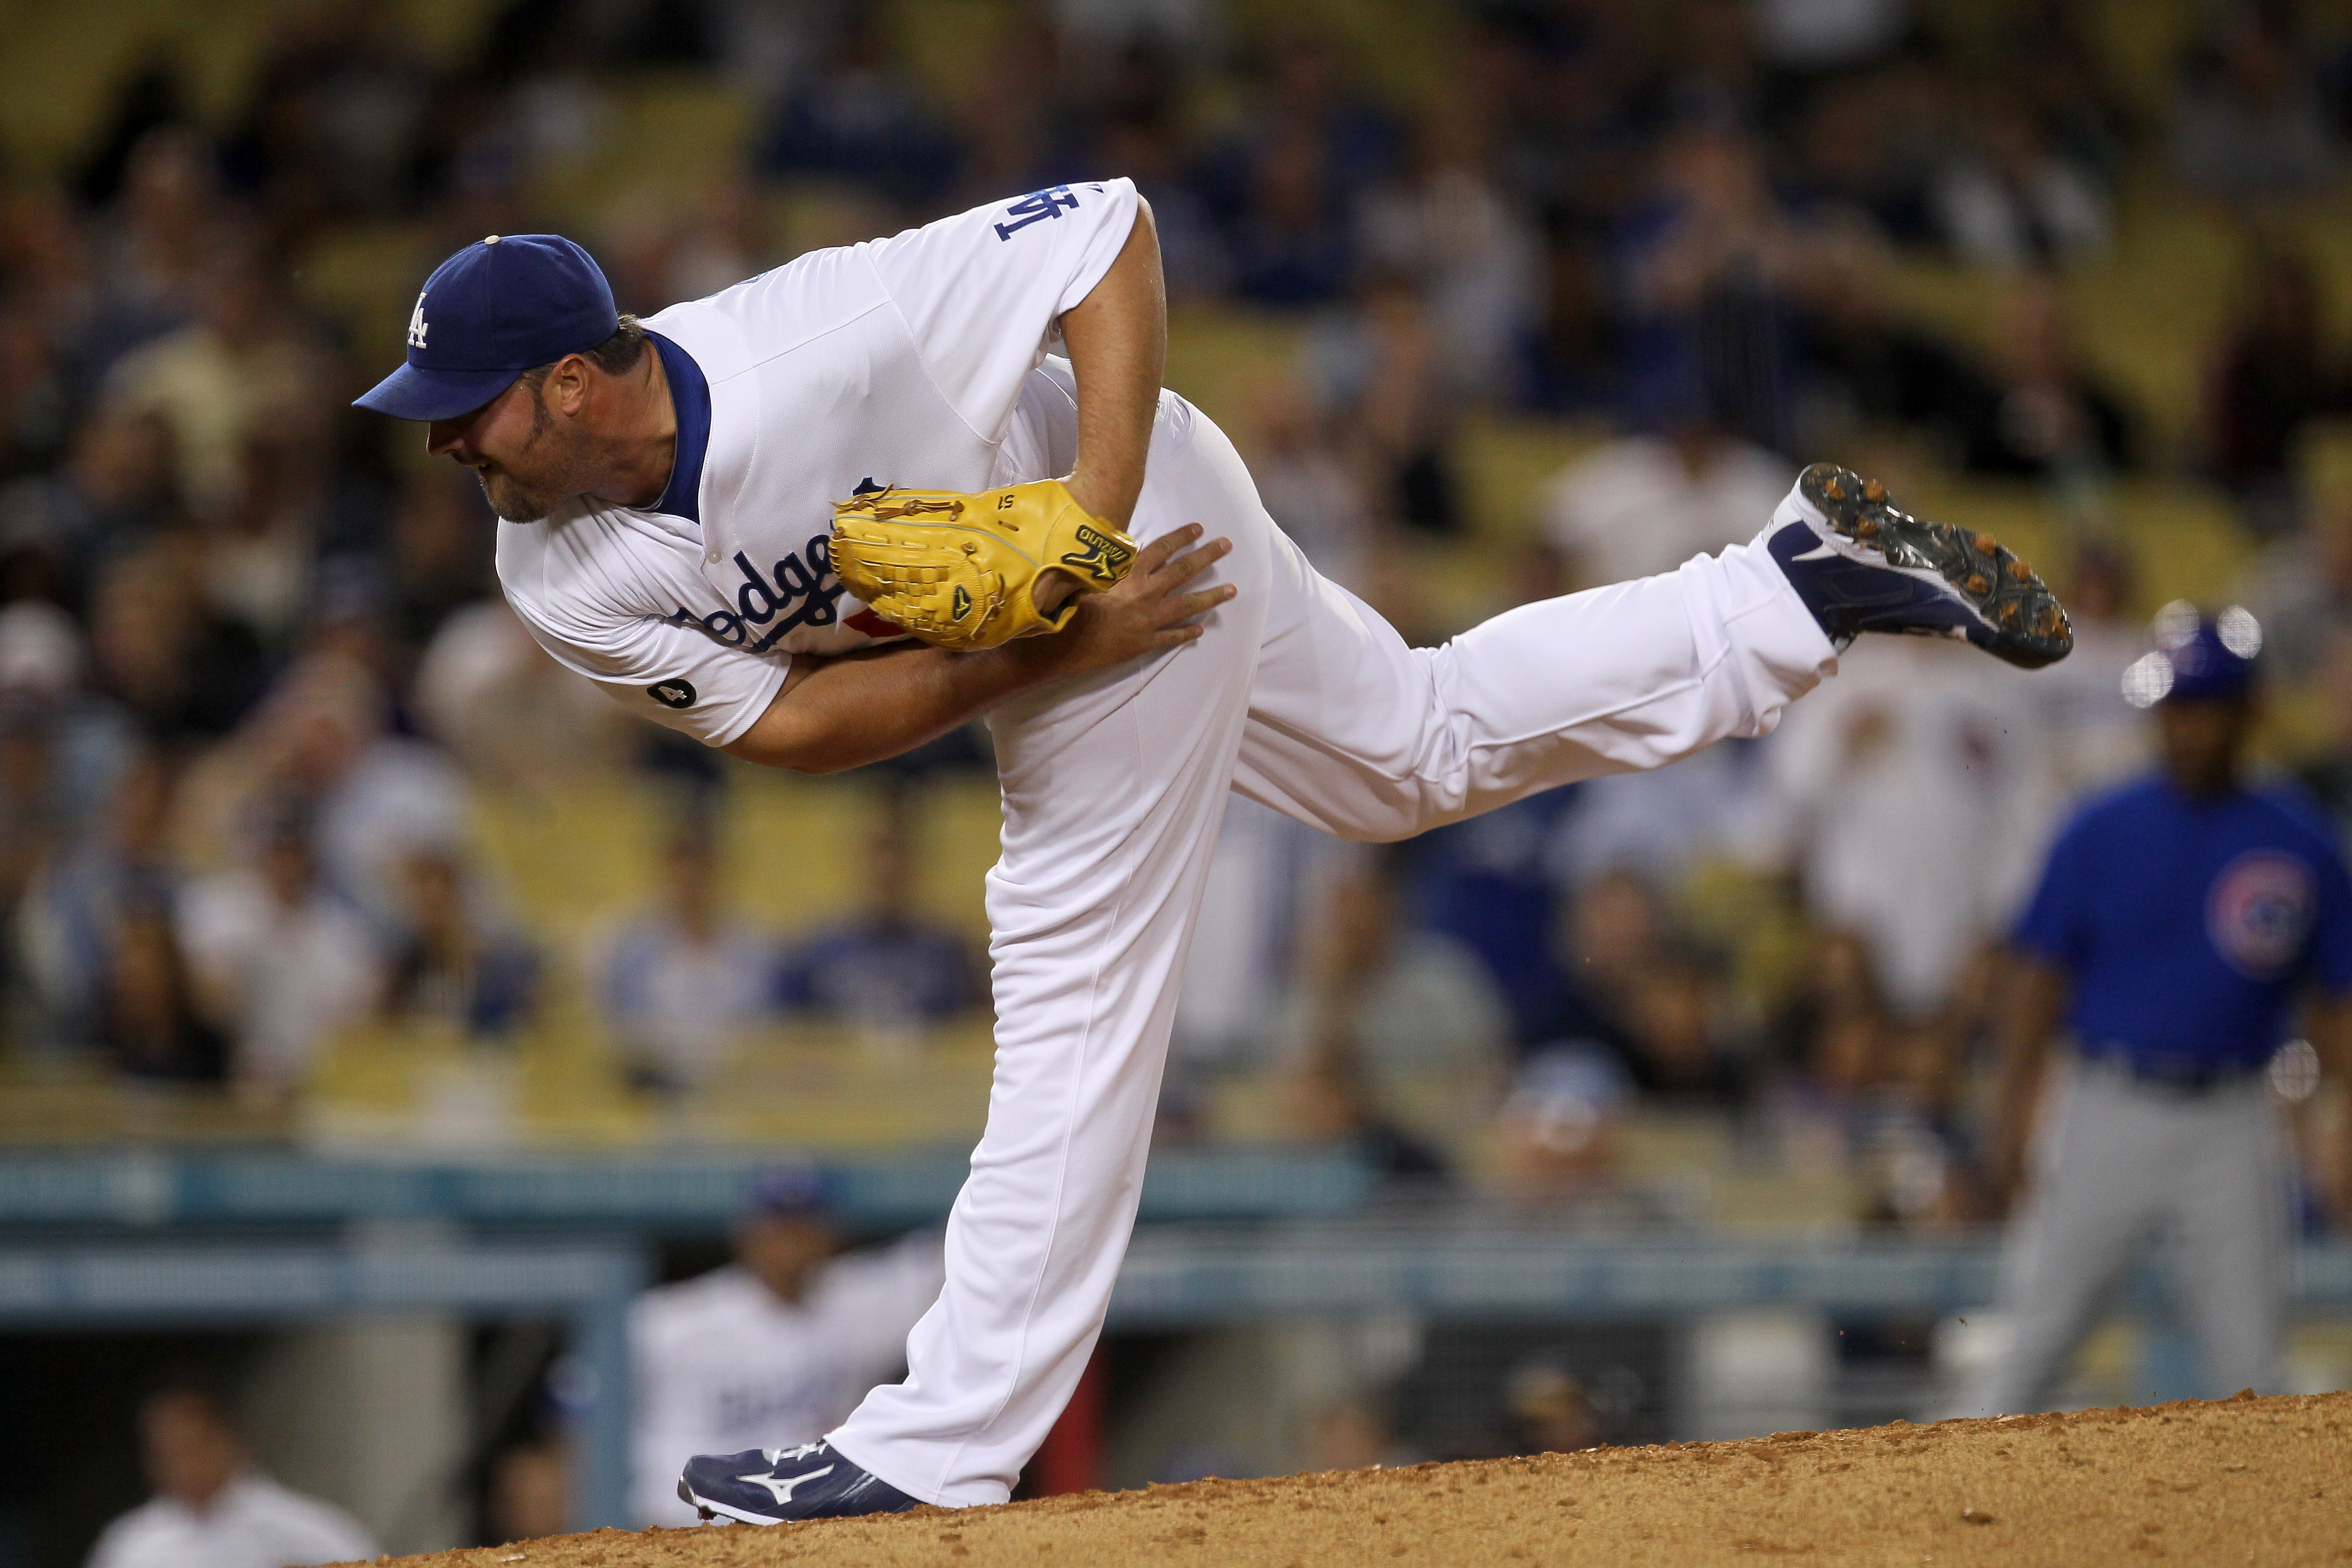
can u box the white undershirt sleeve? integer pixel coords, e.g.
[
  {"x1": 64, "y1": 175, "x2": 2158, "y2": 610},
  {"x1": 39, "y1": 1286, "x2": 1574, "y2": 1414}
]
[{"x1": 862, "y1": 178, "x2": 1140, "y2": 443}]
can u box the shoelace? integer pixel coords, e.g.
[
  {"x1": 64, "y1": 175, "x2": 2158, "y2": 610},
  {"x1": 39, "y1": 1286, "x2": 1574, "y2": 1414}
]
[{"x1": 762, "y1": 1441, "x2": 829, "y2": 1467}]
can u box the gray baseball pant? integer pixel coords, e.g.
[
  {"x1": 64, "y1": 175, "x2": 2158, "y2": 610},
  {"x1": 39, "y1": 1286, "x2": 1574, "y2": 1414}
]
[{"x1": 1973, "y1": 1055, "x2": 2288, "y2": 1414}]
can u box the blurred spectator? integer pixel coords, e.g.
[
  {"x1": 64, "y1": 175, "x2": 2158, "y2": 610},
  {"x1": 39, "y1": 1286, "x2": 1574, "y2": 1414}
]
[
  {"x1": 1238, "y1": 373, "x2": 1380, "y2": 592},
  {"x1": 0, "y1": 598, "x2": 129, "y2": 863},
  {"x1": 1962, "y1": 277, "x2": 2132, "y2": 480},
  {"x1": 630, "y1": 1171, "x2": 943, "y2": 1526},
  {"x1": 2005, "y1": 0, "x2": 2132, "y2": 183},
  {"x1": 1209, "y1": 28, "x2": 1395, "y2": 309},
  {"x1": 381, "y1": 846, "x2": 539, "y2": 1043},
  {"x1": 2204, "y1": 249, "x2": 2344, "y2": 536},
  {"x1": 174, "y1": 653, "x2": 466, "y2": 927},
  {"x1": 89, "y1": 539, "x2": 269, "y2": 743},
  {"x1": 0, "y1": 297, "x2": 73, "y2": 483},
  {"x1": 1563, "y1": 868, "x2": 1748, "y2": 1106},
  {"x1": 413, "y1": 598, "x2": 629, "y2": 788},
  {"x1": 17, "y1": 745, "x2": 180, "y2": 1054},
  {"x1": 1519, "y1": 213, "x2": 1618, "y2": 414},
  {"x1": 939, "y1": 14, "x2": 1070, "y2": 220},
  {"x1": 2173, "y1": 9, "x2": 2341, "y2": 203},
  {"x1": 1788, "y1": 230, "x2": 2007, "y2": 463},
  {"x1": 1282, "y1": 845, "x2": 1509, "y2": 1177},
  {"x1": 1355, "y1": 106, "x2": 1542, "y2": 395},
  {"x1": 1656, "y1": 0, "x2": 1767, "y2": 129},
  {"x1": 2243, "y1": 505, "x2": 2352, "y2": 684},
  {"x1": 86, "y1": 1381, "x2": 375, "y2": 1568},
  {"x1": 1538, "y1": 421, "x2": 1789, "y2": 588},
  {"x1": 1933, "y1": 91, "x2": 2108, "y2": 270},
  {"x1": 220, "y1": 2, "x2": 436, "y2": 233},
  {"x1": 197, "y1": 430, "x2": 324, "y2": 647},
  {"x1": 1225, "y1": 119, "x2": 1361, "y2": 311},
  {"x1": 776, "y1": 795, "x2": 984, "y2": 1036},
  {"x1": 1407, "y1": 790, "x2": 1582, "y2": 1052},
  {"x1": 2033, "y1": 541, "x2": 2150, "y2": 799},
  {"x1": 763, "y1": 10, "x2": 960, "y2": 210},
  {"x1": 1762, "y1": 638, "x2": 2057, "y2": 1091},
  {"x1": 1787, "y1": 66, "x2": 1940, "y2": 247},
  {"x1": 175, "y1": 802, "x2": 382, "y2": 1096},
  {"x1": 1, "y1": 187, "x2": 104, "y2": 393},
  {"x1": 85, "y1": 127, "x2": 218, "y2": 360},
  {"x1": 103, "y1": 238, "x2": 329, "y2": 524},
  {"x1": 0, "y1": 404, "x2": 187, "y2": 595},
  {"x1": 1166, "y1": 796, "x2": 1338, "y2": 1124},
  {"x1": 102, "y1": 880, "x2": 227, "y2": 1084},
  {"x1": 1752, "y1": 0, "x2": 1908, "y2": 71},
  {"x1": 1616, "y1": 124, "x2": 1819, "y2": 451},
  {"x1": 1551, "y1": 740, "x2": 1769, "y2": 893},
  {"x1": 602, "y1": 827, "x2": 775, "y2": 1093},
  {"x1": 1301, "y1": 270, "x2": 1464, "y2": 536},
  {"x1": 1093, "y1": 103, "x2": 1228, "y2": 300}
]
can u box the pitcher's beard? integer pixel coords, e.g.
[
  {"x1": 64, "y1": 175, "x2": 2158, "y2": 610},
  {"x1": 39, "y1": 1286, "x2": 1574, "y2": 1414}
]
[{"x1": 476, "y1": 466, "x2": 558, "y2": 522}]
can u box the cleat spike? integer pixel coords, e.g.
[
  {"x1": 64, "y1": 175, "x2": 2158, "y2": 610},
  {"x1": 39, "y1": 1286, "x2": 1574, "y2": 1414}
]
[
  {"x1": 1824, "y1": 479, "x2": 1845, "y2": 502},
  {"x1": 1965, "y1": 574, "x2": 1990, "y2": 595},
  {"x1": 1973, "y1": 532, "x2": 1998, "y2": 553},
  {"x1": 2007, "y1": 559, "x2": 2032, "y2": 582},
  {"x1": 1857, "y1": 517, "x2": 1879, "y2": 538},
  {"x1": 1862, "y1": 478, "x2": 1885, "y2": 502}
]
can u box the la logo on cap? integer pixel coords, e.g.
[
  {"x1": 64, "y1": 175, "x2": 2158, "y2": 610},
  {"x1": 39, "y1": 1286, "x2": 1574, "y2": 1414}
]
[{"x1": 406, "y1": 292, "x2": 428, "y2": 349}]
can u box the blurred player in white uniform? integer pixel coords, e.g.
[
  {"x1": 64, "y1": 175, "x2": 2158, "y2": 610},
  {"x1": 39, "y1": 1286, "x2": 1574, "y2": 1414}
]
[
  {"x1": 86, "y1": 1382, "x2": 375, "y2": 1568},
  {"x1": 630, "y1": 1173, "x2": 943, "y2": 1525},
  {"x1": 356, "y1": 182, "x2": 2068, "y2": 1519}
]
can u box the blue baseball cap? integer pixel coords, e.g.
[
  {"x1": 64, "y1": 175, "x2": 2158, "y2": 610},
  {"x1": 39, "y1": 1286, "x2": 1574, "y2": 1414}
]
[
  {"x1": 742, "y1": 1164, "x2": 839, "y2": 1221},
  {"x1": 2122, "y1": 602, "x2": 2262, "y2": 708},
  {"x1": 354, "y1": 234, "x2": 618, "y2": 422}
]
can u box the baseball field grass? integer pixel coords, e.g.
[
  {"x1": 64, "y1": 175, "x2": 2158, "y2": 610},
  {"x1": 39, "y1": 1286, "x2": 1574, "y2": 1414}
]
[{"x1": 386, "y1": 1391, "x2": 2352, "y2": 1567}]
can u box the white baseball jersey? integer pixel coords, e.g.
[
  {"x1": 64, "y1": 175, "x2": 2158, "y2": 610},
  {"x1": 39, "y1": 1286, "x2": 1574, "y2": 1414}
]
[
  {"x1": 629, "y1": 1236, "x2": 945, "y2": 1525},
  {"x1": 498, "y1": 180, "x2": 1140, "y2": 746},
  {"x1": 85, "y1": 1472, "x2": 375, "y2": 1568}
]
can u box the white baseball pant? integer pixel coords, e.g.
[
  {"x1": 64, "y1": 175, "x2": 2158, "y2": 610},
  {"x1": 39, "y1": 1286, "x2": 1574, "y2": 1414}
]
[
  {"x1": 1972, "y1": 1056, "x2": 2288, "y2": 1415},
  {"x1": 829, "y1": 394, "x2": 1837, "y2": 1505}
]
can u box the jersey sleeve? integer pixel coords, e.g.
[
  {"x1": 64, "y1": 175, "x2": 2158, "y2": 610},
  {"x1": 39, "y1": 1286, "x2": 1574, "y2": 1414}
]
[
  {"x1": 862, "y1": 179, "x2": 1140, "y2": 442},
  {"x1": 516, "y1": 599, "x2": 788, "y2": 748},
  {"x1": 2011, "y1": 813, "x2": 2092, "y2": 970}
]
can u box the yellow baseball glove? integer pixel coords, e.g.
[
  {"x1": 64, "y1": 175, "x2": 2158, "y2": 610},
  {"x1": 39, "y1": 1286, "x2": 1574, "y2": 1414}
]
[{"x1": 829, "y1": 478, "x2": 1139, "y2": 651}]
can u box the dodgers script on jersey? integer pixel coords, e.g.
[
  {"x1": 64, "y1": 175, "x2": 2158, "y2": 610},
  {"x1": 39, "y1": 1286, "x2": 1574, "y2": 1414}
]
[{"x1": 496, "y1": 180, "x2": 1141, "y2": 745}]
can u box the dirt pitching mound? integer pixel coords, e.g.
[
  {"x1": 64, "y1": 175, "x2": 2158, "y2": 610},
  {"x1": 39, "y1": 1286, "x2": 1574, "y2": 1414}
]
[{"x1": 390, "y1": 1392, "x2": 2352, "y2": 1568}]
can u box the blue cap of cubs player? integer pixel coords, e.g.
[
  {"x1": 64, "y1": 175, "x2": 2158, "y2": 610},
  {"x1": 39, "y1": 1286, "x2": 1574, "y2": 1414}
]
[
  {"x1": 2121, "y1": 602, "x2": 2261, "y2": 708},
  {"x1": 353, "y1": 233, "x2": 618, "y2": 422}
]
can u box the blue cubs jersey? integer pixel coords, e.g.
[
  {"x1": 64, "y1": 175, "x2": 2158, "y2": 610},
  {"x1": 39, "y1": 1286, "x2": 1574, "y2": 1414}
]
[{"x1": 2013, "y1": 774, "x2": 2352, "y2": 1069}]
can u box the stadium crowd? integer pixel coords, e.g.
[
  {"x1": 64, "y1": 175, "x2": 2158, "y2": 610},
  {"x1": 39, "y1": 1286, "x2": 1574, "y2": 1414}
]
[{"x1": 0, "y1": 0, "x2": 2346, "y2": 1250}]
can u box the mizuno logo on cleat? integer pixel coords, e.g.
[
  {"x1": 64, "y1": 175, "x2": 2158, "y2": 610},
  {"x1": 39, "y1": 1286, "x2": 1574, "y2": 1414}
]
[{"x1": 737, "y1": 1464, "x2": 834, "y2": 1504}]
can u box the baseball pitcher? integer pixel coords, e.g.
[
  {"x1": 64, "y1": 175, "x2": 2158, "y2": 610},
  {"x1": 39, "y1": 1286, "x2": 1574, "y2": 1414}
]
[{"x1": 355, "y1": 181, "x2": 2070, "y2": 1521}]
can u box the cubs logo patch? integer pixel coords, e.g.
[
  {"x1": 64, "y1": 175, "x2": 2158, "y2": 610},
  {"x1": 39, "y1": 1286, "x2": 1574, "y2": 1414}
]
[
  {"x1": 648, "y1": 678, "x2": 697, "y2": 710},
  {"x1": 2206, "y1": 850, "x2": 2315, "y2": 979},
  {"x1": 1059, "y1": 524, "x2": 1136, "y2": 584}
]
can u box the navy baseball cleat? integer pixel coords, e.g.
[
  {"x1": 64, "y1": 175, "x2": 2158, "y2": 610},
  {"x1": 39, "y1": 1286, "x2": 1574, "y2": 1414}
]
[
  {"x1": 1767, "y1": 463, "x2": 2072, "y2": 669},
  {"x1": 677, "y1": 1440, "x2": 922, "y2": 1525}
]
